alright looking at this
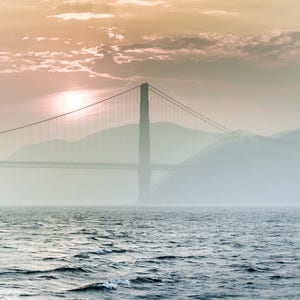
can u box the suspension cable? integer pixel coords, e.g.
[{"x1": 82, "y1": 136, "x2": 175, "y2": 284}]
[
  {"x1": 0, "y1": 85, "x2": 140, "y2": 135},
  {"x1": 149, "y1": 84, "x2": 237, "y2": 137}
]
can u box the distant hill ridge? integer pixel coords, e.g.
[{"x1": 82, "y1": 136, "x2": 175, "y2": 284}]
[
  {"x1": 8, "y1": 122, "x2": 224, "y2": 165},
  {"x1": 150, "y1": 133, "x2": 300, "y2": 206},
  {"x1": 2, "y1": 124, "x2": 300, "y2": 206},
  {"x1": 272, "y1": 129, "x2": 300, "y2": 142}
]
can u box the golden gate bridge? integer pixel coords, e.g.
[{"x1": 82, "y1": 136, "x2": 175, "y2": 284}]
[{"x1": 0, "y1": 83, "x2": 236, "y2": 202}]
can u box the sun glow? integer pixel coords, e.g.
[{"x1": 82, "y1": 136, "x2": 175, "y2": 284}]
[
  {"x1": 65, "y1": 92, "x2": 85, "y2": 111},
  {"x1": 53, "y1": 90, "x2": 97, "y2": 115},
  {"x1": 49, "y1": 89, "x2": 109, "y2": 117}
]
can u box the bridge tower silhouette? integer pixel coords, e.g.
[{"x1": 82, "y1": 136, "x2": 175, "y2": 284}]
[{"x1": 139, "y1": 83, "x2": 151, "y2": 202}]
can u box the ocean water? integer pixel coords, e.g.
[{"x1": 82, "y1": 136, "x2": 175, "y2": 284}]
[{"x1": 0, "y1": 207, "x2": 299, "y2": 299}]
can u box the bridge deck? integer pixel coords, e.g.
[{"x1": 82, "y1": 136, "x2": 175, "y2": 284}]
[{"x1": 0, "y1": 161, "x2": 192, "y2": 171}]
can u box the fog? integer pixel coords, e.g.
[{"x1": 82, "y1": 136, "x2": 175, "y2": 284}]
[{"x1": 0, "y1": 123, "x2": 299, "y2": 207}]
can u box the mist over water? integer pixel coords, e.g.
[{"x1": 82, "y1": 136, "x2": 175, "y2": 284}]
[
  {"x1": 1, "y1": 123, "x2": 300, "y2": 206},
  {"x1": 0, "y1": 207, "x2": 299, "y2": 299}
]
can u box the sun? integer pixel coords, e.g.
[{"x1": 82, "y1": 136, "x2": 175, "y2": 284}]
[
  {"x1": 52, "y1": 89, "x2": 103, "y2": 116},
  {"x1": 65, "y1": 92, "x2": 85, "y2": 111}
]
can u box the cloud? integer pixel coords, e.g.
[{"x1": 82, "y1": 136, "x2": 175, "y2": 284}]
[
  {"x1": 202, "y1": 10, "x2": 240, "y2": 17},
  {"x1": 0, "y1": 45, "x2": 132, "y2": 81},
  {"x1": 20, "y1": 36, "x2": 61, "y2": 42},
  {"x1": 110, "y1": 33, "x2": 237, "y2": 64},
  {"x1": 111, "y1": 31, "x2": 300, "y2": 67},
  {"x1": 0, "y1": 52, "x2": 10, "y2": 63},
  {"x1": 241, "y1": 31, "x2": 300, "y2": 65},
  {"x1": 52, "y1": 12, "x2": 114, "y2": 20},
  {"x1": 114, "y1": 0, "x2": 166, "y2": 6},
  {"x1": 106, "y1": 27, "x2": 125, "y2": 41},
  {"x1": 63, "y1": 0, "x2": 93, "y2": 3},
  {"x1": 1, "y1": 30, "x2": 299, "y2": 81},
  {"x1": 36, "y1": 37, "x2": 46, "y2": 42}
]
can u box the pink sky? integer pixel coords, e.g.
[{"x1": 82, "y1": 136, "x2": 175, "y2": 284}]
[{"x1": 0, "y1": 0, "x2": 300, "y2": 134}]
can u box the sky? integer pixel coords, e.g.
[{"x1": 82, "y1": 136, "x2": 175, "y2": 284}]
[{"x1": 1, "y1": 0, "x2": 300, "y2": 135}]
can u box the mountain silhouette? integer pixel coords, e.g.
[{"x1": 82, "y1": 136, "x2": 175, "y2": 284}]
[
  {"x1": 1, "y1": 123, "x2": 223, "y2": 206},
  {"x1": 8, "y1": 122, "x2": 223, "y2": 164},
  {"x1": 273, "y1": 129, "x2": 300, "y2": 142},
  {"x1": 150, "y1": 134, "x2": 300, "y2": 206},
  {"x1": 2, "y1": 123, "x2": 299, "y2": 206}
]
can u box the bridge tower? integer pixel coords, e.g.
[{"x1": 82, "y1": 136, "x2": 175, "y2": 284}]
[{"x1": 138, "y1": 82, "x2": 151, "y2": 203}]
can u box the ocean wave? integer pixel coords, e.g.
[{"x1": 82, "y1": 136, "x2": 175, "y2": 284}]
[
  {"x1": 50, "y1": 266, "x2": 90, "y2": 273},
  {"x1": 131, "y1": 276, "x2": 162, "y2": 284},
  {"x1": 70, "y1": 279, "x2": 130, "y2": 292},
  {"x1": 245, "y1": 266, "x2": 273, "y2": 273},
  {"x1": 155, "y1": 255, "x2": 178, "y2": 260},
  {"x1": 155, "y1": 255, "x2": 201, "y2": 260},
  {"x1": 1, "y1": 266, "x2": 89, "y2": 276},
  {"x1": 1, "y1": 208, "x2": 299, "y2": 300},
  {"x1": 74, "y1": 248, "x2": 126, "y2": 258},
  {"x1": 76, "y1": 229, "x2": 98, "y2": 235}
]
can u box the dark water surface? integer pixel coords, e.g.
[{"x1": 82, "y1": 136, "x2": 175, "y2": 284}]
[{"x1": 0, "y1": 207, "x2": 299, "y2": 299}]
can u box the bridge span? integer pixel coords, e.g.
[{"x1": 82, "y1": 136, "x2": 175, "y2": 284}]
[{"x1": 0, "y1": 83, "x2": 236, "y2": 202}]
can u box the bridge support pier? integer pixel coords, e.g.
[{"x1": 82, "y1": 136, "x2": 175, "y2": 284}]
[{"x1": 138, "y1": 83, "x2": 151, "y2": 204}]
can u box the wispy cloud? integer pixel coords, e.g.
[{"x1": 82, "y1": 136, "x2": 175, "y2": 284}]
[
  {"x1": 114, "y1": 0, "x2": 166, "y2": 6},
  {"x1": 1, "y1": 31, "x2": 299, "y2": 78},
  {"x1": 111, "y1": 31, "x2": 300, "y2": 67},
  {"x1": 202, "y1": 10, "x2": 240, "y2": 17},
  {"x1": 36, "y1": 37, "x2": 46, "y2": 42},
  {"x1": 107, "y1": 27, "x2": 125, "y2": 41},
  {"x1": 52, "y1": 12, "x2": 114, "y2": 21},
  {"x1": 0, "y1": 46, "x2": 129, "y2": 81},
  {"x1": 0, "y1": 52, "x2": 10, "y2": 63},
  {"x1": 21, "y1": 36, "x2": 61, "y2": 42},
  {"x1": 63, "y1": 0, "x2": 93, "y2": 3}
]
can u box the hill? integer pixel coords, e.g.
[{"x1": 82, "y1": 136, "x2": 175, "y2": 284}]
[
  {"x1": 8, "y1": 122, "x2": 223, "y2": 165},
  {"x1": 150, "y1": 135, "x2": 300, "y2": 206},
  {"x1": 0, "y1": 123, "x2": 224, "y2": 206},
  {"x1": 272, "y1": 129, "x2": 300, "y2": 142}
]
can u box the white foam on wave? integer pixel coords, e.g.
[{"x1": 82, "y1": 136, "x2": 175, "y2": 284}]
[{"x1": 103, "y1": 279, "x2": 130, "y2": 289}]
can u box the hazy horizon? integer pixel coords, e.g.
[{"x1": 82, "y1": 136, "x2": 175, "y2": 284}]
[{"x1": 0, "y1": 122, "x2": 299, "y2": 207}]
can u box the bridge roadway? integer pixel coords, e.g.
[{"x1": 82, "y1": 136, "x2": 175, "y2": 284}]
[{"x1": 0, "y1": 161, "x2": 193, "y2": 171}]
